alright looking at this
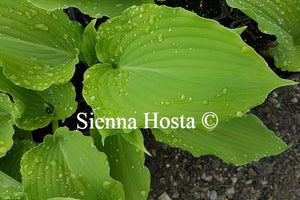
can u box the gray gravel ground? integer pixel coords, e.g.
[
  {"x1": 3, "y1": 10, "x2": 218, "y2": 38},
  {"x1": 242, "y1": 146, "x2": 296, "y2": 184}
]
[{"x1": 145, "y1": 77, "x2": 300, "y2": 200}]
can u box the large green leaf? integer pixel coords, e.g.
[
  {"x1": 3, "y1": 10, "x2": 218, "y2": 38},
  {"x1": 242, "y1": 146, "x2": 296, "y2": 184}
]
[
  {"x1": 226, "y1": 0, "x2": 300, "y2": 72},
  {"x1": 153, "y1": 114, "x2": 289, "y2": 165},
  {"x1": 83, "y1": 4, "x2": 294, "y2": 130},
  {"x1": 48, "y1": 198, "x2": 80, "y2": 200},
  {"x1": 29, "y1": 0, "x2": 154, "y2": 18},
  {"x1": 82, "y1": 19, "x2": 99, "y2": 67},
  {"x1": 91, "y1": 130, "x2": 150, "y2": 200},
  {"x1": 0, "y1": 139, "x2": 35, "y2": 182},
  {"x1": 0, "y1": 93, "x2": 19, "y2": 158},
  {"x1": 0, "y1": 68, "x2": 77, "y2": 130},
  {"x1": 0, "y1": 171, "x2": 26, "y2": 200},
  {"x1": 21, "y1": 127, "x2": 125, "y2": 200},
  {"x1": 0, "y1": 0, "x2": 82, "y2": 90}
]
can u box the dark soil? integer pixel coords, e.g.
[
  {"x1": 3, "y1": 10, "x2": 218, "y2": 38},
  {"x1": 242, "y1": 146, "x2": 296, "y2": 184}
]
[{"x1": 31, "y1": 0, "x2": 300, "y2": 199}]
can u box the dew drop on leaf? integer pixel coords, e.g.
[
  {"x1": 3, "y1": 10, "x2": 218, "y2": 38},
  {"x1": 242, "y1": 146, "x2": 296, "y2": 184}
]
[
  {"x1": 202, "y1": 99, "x2": 209, "y2": 105},
  {"x1": 222, "y1": 88, "x2": 228, "y2": 95},
  {"x1": 158, "y1": 33, "x2": 164, "y2": 42},
  {"x1": 236, "y1": 111, "x2": 243, "y2": 117},
  {"x1": 102, "y1": 180, "x2": 112, "y2": 191},
  {"x1": 34, "y1": 24, "x2": 49, "y2": 31},
  {"x1": 140, "y1": 190, "x2": 147, "y2": 197}
]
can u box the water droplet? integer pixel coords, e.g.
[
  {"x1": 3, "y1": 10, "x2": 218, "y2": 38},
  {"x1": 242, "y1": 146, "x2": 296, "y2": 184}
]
[
  {"x1": 30, "y1": 56, "x2": 38, "y2": 61},
  {"x1": 202, "y1": 99, "x2": 209, "y2": 105},
  {"x1": 79, "y1": 191, "x2": 85, "y2": 196},
  {"x1": 90, "y1": 95, "x2": 95, "y2": 101},
  {"x1": 50, "y1": 160, "x2": 57, "y2": 166},
  {"x1": 102, "y1": 181, "x2": 112, "y2": 191},
  {"x1": 158, "y1": 33, "x2": 164, "y2": 42},
  {"x1": 180, "y1": 94, "x2": 186, "y2": 100},
  {"x1": 148, "y1": 14, "x2": 156, "y2": 25},
  {"x1": 140, "y1": 190, "x2": 147, "y2": 197},
  {"x1": 34, "y1": 24, "x2": 49, "y2": 31},
  {"x1": 0, "y1": 146, "x2": 7, "y2": 154},
  {"x1": 24, "y1": 80, "x2": 30, "y2": 86},
  {"x1": 164, "y1": 101, "x2": 171, "y2": 105},
  {"x1": 236, "y1": 111, "x2": 243, "y2": 117},
  {"x1": 25, "y1": 12, "x2": 32, "y2": 19},
  {"x1": 222, "y1": 88, "x2": 228, "y2": 95}
]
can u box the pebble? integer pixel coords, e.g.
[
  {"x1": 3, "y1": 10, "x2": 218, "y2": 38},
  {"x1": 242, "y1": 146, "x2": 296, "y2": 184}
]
[
  {"x1": 226, "y1": 187, "x2": 235, "y2": 195},
  {"x1": 231, "y1": 177, "x2": 238, "y2": 184},
  {"x1": 261, "y1": 180, "x2": 268, "y2": 185},
  {"x1": 205, "y1": 175, "x2": 213, "y2": 182},
  {"x1": 172, "y1": 190, "x2": 180, "y2": 198},
  {"x1": 275, "y1": 103, "x2": 281, "y2": 108},
  {"x1": 201, "y1": 172, "x2": 206, "y2": 180},
  {"x1": 269, "y1": 98, "x2": 278, "y2": 104},
  {"x1": 209, "y1": 190, "x2": 218, "y2": 200},
  {"x1": 249, "y1": 168, "x2": 257, "y2": 176},
  {"x1": 212, "y1": 159, "x2": 221, "y2": 168},
  {"x1": 291, "y1": 97, "x2": 298, "y2": 103},
  {"x1": 158, "y1": 192, "x2": 172, "y2": 200},
  {"x1": 262, "y1": 163, "x2": 273, "y2": 175}
]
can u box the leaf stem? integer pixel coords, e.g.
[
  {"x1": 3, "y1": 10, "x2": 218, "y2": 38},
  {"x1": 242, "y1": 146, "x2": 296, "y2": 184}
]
[{"x1": 52, "y1": 121, "x2": 59, "y2": 133}]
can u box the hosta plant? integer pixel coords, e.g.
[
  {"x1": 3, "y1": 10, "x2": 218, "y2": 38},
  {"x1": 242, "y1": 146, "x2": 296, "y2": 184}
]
[{"x1": 0, "y1": 0, "x2": 298, "y2": 199}]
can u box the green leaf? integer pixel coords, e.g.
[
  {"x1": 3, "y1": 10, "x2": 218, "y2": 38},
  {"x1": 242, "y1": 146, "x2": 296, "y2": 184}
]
[
  {"x1": 0, "y1": 171, "x2": 26, "y2": 200},
  {"x1": 0, "y1": 68, "x2": 77, "y2": 130},
  {"x1": 0, "y1": 121, "x2": 14, "y2": 159},
  {"x1": 0, "y1": 139, "x2": 35, "y2": 182},
  {"x1": 82, "y1": 19, "x2": 99, "y2": 67},
  {"x1": 47, "y1": 198, "x2": 80, "y2": 200},
  {"x1": 13, "y1": 127, "x2": 33, "y2": 141},
  {"x1": 83, "y1": 4, "x2": 294, "y2": 129},
  {"x1": 121, "y1": 129, "x2": 150, "y2": 155},
  {"x1": 0, "y1": 0, "x2": 82, "y2": 90},
  {"x1": 0, "y1": 93, "x2": 19, "y2": 158},
  {"x1": 21, "y1": 127, "x2": 125, "y2": 200},
  {"x1": 29, "y1": 0, "x2": 154, "y2": 18},
  {"x1": 226, "y1": 0, "x2": 300, "y2": 72},
  {"x1": 91, "y1": 130, "x2": 150, "y2": 200},
  {"x1": 152, "y1": 114, "x2": 289, "y2": 165},
  {"x1": 232, "y1": 26, "x2": 247, "y2": 35}
]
